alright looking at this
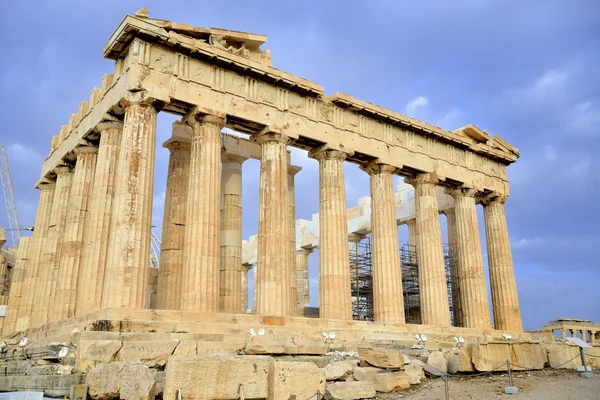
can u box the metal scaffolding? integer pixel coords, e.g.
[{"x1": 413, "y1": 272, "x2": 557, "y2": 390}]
[
  {"x1": 349, "y1": 237, "x2": 373, "y2": 321},
  {"x1": 0, "y1": 143, "x2": 21, "y2": 247}
]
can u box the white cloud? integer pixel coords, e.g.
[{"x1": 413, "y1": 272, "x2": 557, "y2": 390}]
[
  {"x1": 405, "y1": 96, "x2": 428, "y2": 116},
  {"x1": 435, "y1": 108, "x2": 461, "y2": 130}
]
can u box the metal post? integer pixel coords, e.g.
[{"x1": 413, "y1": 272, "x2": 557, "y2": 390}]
[
  {"x1": 507, "y1": 359, "x2": 513, "y2": 387},
  {"x1": 504, "y1": 359, "x2": 518, "y2": 394},
  {"x1": 444, "y1": 374, "x2": 449, "y2": 400}
]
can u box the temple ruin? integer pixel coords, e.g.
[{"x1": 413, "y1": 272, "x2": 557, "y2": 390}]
[{"x1": 0, "y1": 9, "x2": 595, "y2": 399}]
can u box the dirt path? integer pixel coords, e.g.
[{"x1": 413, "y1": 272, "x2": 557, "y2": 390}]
[{"x1": 381, "y1": 370, "x2": 600, "y2": 400}]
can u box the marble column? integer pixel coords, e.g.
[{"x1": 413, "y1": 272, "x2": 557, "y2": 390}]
[
  {"x1": 255, "y1": 131, "x2": 291, "y2": 316},
  {"x1": 482, "y1": 194, "x2": 522, "y2": 332},
  {"x1": 53, "y1": 146, "x2": 98, "y2": 321},
  {"x1": 591, "y1": 331, "x2": 596, "y2": 345},
  {"x1": 180, "y1": 114, "x2": 224, "y2": 312},
  {"x1": 561, "y1": 329, "x2": 566, "y2": 341},
  {"x1": 17, "y1": 182, "x2": 55, "y2": 330},
  {"x1": 443, "y1": 209, "x2": 463, "y2": 327},
  {"x1": 36, "y1": 166, "x2": 73, "y2": 326},
  {"x1": 364, "y1": 162, "x2": 405, "y2": 324},
  {"x1": 2, "y1": 237, "x2": 30, "y2": 335},
  {"x1": 287, "y1": 161, "x2": 301, "y2": 316},
  {"x1": 77, "y1": 122, "x2": 123, "y2": 315},
  {"x1": 405, "y1": 173, "x2": 451, "y2": 327},
  {"x1": 312, "y1": 149, "x2": 352, "y2": 320},
  {"x1": 406, "y1": 219, "x2": 418, "y2": 252},
  {"x1": 156, "y1": 137, "x2": 191, "y2": 310},
  {"x1": 296, "y1": 247, "x2": 313, "y2": 314},
  {"x1": 447, "y1": 188, "x2": 490, "y2": 329},
  {"x1": 220, "y1": 153, "x2": 247, "y2": 313},
  {"x1": 103, "y1": 98, "x2": 158, "y2": 309},
  {"x1": 241, "y1": 264, "x2": 251, "y2": 313}
]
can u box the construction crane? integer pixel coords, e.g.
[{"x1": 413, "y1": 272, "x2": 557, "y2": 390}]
[
  {"x1": 0, "y1": 143, "x2": 21, "y2": 247},
  {"x1": 150, "y1": 229, "x2": 161, "y2": 269}
]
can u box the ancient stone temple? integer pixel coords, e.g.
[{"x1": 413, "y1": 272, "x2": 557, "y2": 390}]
[{"x1": 1, "y1": 9, "x2": 568, "y2": 399}]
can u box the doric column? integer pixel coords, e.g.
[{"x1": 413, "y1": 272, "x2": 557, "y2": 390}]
[
  {"x1": 364, "y1": 162, "x2": 405, "y2": 324},
  {"x1": 103, "y1": 96, "x2": 158, "y2": 309},
  {"x1": 405, "y1": 173, "x2": 451, "y2": 327},
  {"x1": 180, "y1": 114, "x2": 224, "y2": 312},
  {"x1": 287, "y1": 161, "x2": 301, "y2": 316},
  {"x1": 406, "y1": 219, "x2": 418, "y2": 252},
  {"x1": 36, "y1": 166, "x2": 73, "y2": 326},
  {"x1": 443, "y1": 208, "x2": 463, "y2": 327},
  {"x1": 17, "y1": 182, "x2": 54, "y2": 330},
  {"x1": 447, "y1": 188, "x2": 490, "y2": 329},
  {"x1": 310, "y1": 148, "x2": 352, "y2": 320},
  {"x1": 77, "y1": 122, "x2": 123, "y2": 315},
  {"x1": 220, "y1": 152, "x2": 248, "y2": 313},
  {"x1": 254, "y1": 130, "x2": 291, "y2": 316},
  {"x1": 482, "y1": 194, "x2": 522, "y2": 332},
  {"x1": 296, "y1": 247, "x2": 313, "y2": 314},
  {"x1": 157, "y1": 135, "x2": 191, "y2": 310},
  {"x1": 2, "y1": 237, "x2": 30, "y2": 335},
  {"x1": 240, "y1": 264, "x2": 251, "y2": 313},
  {"x1": 591, "y1": 331, "x2": 597, "y2": 345},
  {"x1": 53, "y1": 146, "x2": 98, "y2": 321},
  {"x1": 561, "y1": 329, "x2": 566, "y2": 341}
]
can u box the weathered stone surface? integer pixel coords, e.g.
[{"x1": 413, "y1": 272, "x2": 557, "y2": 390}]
[
  {"x1": 86, "y1": 362, "x2": 122, "y2": 399},
  {"x1": 86, "y1": 362, "x2": 155, "y2": 400},
  {"x1": 196, "y1": 341, "x2": 244, "y2": 355},
  {"x1": 76, "y1": 340, "x2": 122, "y2": 373},
  {"x1": 268, "y1": 361, "x2": 326, "y2": 399},
  {"x1": 457, "y1": 345, "x2": 475, "y2": 372},
  {"x1": 173, "y1": 340, "x2": 197, "y2": 356},
  {"x1": 471, "y1": 343, "x2": 510, "y2": 372},
  {"x1": 358, "y1": 347, "x2": 404, "y2": 369},
  {"x1": 511, "y1": 343, "x2": 547, "y2": 370},
  {"x1": 118, "y1": 340, "x2": 179, "y2": 367},
  {"x1": 326, "y1": 381, "x2": 376, "y2": 399},
  {"x1": 425, "y1": 351, "x2": 448, "y2": 376},
  {"x1": 547, "y1": 343, "x2": 580, "y2": 369},
  {"x1": 164, "y1": 355, "x2": 272, "y2": 399},
  {"x1": 353, "y1": 366, "x2": 382, "y2": 382},
  {"x1": 403, "y1": 359, "x2": 425, "y2": 384},
  {"x1": 6, "y1": 360, "x2": 35, "y2": 376},
  {"x1": 443, "y1": 350, "x2": 460, "y2": 374},
  {"x1": 120, "y1": 364, "x2": 156, "y2": 400},
  {"x1": 373, "y1": 371, "x2": 411, "y2": 393},
  {"x1": 295, "y1": 337, "x2": 328, "y2": 355},
  {"x1": 323, "y1": 361, "x2": 353, "y2": 381}
]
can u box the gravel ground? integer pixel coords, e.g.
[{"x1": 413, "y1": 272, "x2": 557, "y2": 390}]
[{"x1": 379, "y1": 369, "x2": 600, "y2": 400}]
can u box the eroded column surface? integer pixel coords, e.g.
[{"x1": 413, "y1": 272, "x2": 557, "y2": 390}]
[
  {"x1": 180, "y1": 114, "x2": 224, "y2": 312},
  {"x1": 406, "y1": 219, "x2": 418, "y2": 252},
  {"x1": 287, "y1": 161, "x2": 301, "y2": 316},
  {"x1": 312, "y1": 149, "x2": 352, "y2": 320},
  {"x1": 76, "y1": 122, "x2": 123, "y2": 316},
  {"x1": 406, "y1": 173, "x2": 450, "y2": 327},
  {"x1": 448, "y1": 188, "x2": 490, "y2": 329},
  {"x1": 219, "y1": 153, "x2": 247, "y2": 313},
  {"x1": 157, "y1": 137, "x2": 191, "y2": 310},
  {"x1": 2, "y1": 237, "x2": 30, "y2": 335},
  {"x1": 17, "y1": 182, "x2": 54, "y2": 330},
  {"x1": 240, "y1": 264, "x2": 251, "y2": 312},
  {"x1": 255, "y1": 131, "x2": 291, "y2": 317},
  {"x1": 54, "y1": 146, "x2": 97, "y2": 321},
  {"x1": 36, "y1": 166, "x2": 73, "y2": 326},
  {"x1": 103, "y1": 98, "x2": 158, "y2": 309},
  {"x1": 364, "y1": 163, "x2": 405, "y2": 324},
  {"x1": 296, "y1": 247, "x2": 312, "y2": 314},
  {"x1": 443, "y1": 208, "x2": 463, "y2": 327},
  {"x1": 483, "y1": 195, "x2": 522, "y2": 332}
]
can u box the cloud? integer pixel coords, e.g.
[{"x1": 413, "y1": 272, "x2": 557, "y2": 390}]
[{"x1": 405, "y1": 96, "x2": 428, "y2": 116}]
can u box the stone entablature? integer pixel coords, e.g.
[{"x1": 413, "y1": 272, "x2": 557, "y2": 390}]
[{"x1": 542, "y1": 318, "x2": 600, "y2": 343}]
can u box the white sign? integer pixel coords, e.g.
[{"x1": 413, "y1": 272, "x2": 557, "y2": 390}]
[{"x1": 566, "y1": 337, "x2": 592, "y2": 348}]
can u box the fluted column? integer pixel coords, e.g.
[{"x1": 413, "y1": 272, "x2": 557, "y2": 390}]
[
  {"x1": 53, "y1": 146, "x2": 98, "y2": 320},
  {"x1": 241, "y1": 264, "x2": 251, "y2": 312},
  {"x1": 447, "y1": 188, "x2": 490, "y2": 329},
  {"x1": 254, "y1": 131, "x2": 291, "y2": 316},
  {"x1": 482, "y1": 194, "x2": 522, "y2": 332},
  {"x1": 364, "y1": 162, "x2": 405, "y2": 324},
  {"x1": 157, "y1": 137, "x2": 191, "y2": 310},
  {"x1": 103, "y1": 97, "x2": 158, "y2": 309},
  {"x1": 180, "y1": 114, "x2": 224, "y2": 312},
  {"x1": 2, "y1": 237, "x2": 30, "y2": 335},
  {"x1": 220, "y1": 153, "x2": 247, "y2": 313},
  {"x1": 288, "y1": 161, "x2": 301, "y2": 316},
  {"x1": 311, "y1": 149, "x2": 352, "y2": 320},
  {"x1": 406, "y1": 219, "x2": 418, "y2": 252},
  {"x1": 296, "y1": 247, "x2": 313, "y2": 314},
  {"x1": 443, "y1": 208, "x2": 463, "y2": 327},
  {"x1": 405, "y1": 173, "x2": 450, "y2": 326},
  {"x1": 17, "y1": 182, "x2": 55, "y2": 330},
  {"x1": 35, "y1": 166, "x2": 73, "y2": 326},
  {"x1": 77, "y1": 122, "x2": 123, "y2": 315}
]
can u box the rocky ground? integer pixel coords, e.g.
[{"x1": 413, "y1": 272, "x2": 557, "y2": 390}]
[{"x1": 380, "y1": 369, "x2": 600, "y2": 400}]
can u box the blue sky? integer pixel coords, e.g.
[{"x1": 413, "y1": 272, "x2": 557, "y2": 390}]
[{"x1": 1, "y1": 1, "x2": 598, "y2": 330}]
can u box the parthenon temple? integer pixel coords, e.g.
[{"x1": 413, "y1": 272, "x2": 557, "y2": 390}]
[{"x1": 3, "y1": 9, "x2": 578, "y2": 398}]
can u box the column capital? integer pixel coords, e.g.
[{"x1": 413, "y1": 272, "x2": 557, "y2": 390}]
[
  {"x1": 296, "y1": 247, "x2": 314, "y2": 256},
  {"x1": 442, "y1": 208, "x2": 456, "y2": 217},
  {"x1": 480, "y1": 192, "x2": 507, "y2": 206},
  {"x1": 73, "y1": 145, "x2": 98, "y2": 157},
  {"x1": 163, "y1": 139, "x2": 191, "y2": 152},
  {"x1": 221, "y1": 152, "x2": 249, "y2": 164},
  {"x1": 308, "y1": 146, "x2": 352, "y2": 161},
  {"x1": 361, "y1": 160, "x2": 398, "y2": 176},
  {"x1": 445, "y1": 186, "x2": 478, "y2": 198},
  {"x1": 96, "y1": 121, "x2": 124, "y2": 132},
  {"x1": 348, "y1": 232, "x2": 366, "y2": 243},
  {"x1": 405, "y1": 218, "x2": 417, "y2": 227},
  {"x1": 288, "y1": 164, "x2": 302, "y2": 176},
  {"x1": 121, "y1": 90, "x2": 166, "y2": 111},
  {"x1": 189, "y1": 113, "x2": 226, "y2": 128},
  {"x1": 404, "y1": 172, "x2": 441, "y2": 186},
  {"x1": 38, "y1": 181, "x2": 56, "y2": 191},
  {"x1": 54, "y1": 165, "x2": 72, "y2": 175},
  {"x1": 252, "y1": 130, "x2": 291, "y2": 146}
]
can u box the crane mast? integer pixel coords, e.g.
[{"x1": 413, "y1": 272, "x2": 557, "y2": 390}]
[{"x1": 0, "y1": 143, "x2": 21, "y2": 247}]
